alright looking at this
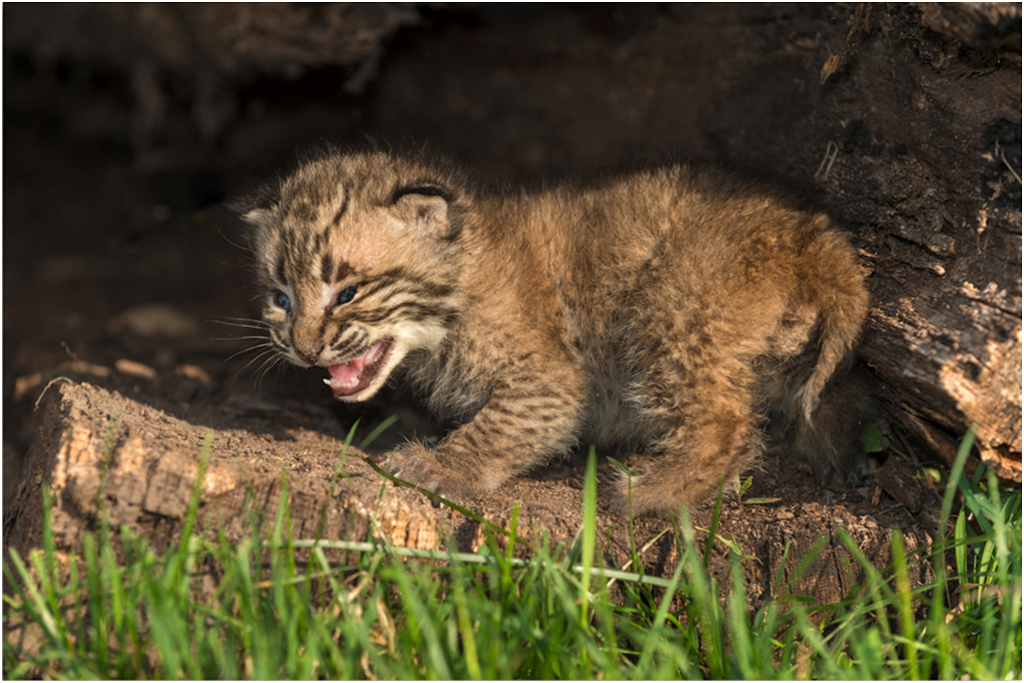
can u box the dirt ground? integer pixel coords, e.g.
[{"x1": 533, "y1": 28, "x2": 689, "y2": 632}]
[{"x1": 4, "y1": 5, "x2": 1018, "y2": 601}]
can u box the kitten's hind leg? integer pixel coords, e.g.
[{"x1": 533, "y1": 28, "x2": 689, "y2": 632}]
[{"x1": 617, "y1": 336, "x2": 763, "y2": 518}]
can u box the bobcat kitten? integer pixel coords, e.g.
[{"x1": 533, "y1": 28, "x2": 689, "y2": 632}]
[{"x1": 238, "y1": 149, "x2": 869, "y2": 517}]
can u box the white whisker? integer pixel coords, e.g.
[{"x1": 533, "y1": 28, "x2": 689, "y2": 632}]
[
  {"x1": 224, "y1": 342, "x2": 276, "y2": 365},
  {"x1": 211, "y1": 317, "x2": 271, "y2": 331}
]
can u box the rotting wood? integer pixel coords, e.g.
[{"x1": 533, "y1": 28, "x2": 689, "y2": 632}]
[
  {"x1": 811, "y1": 4, "x2": 1022, "y2": 483},
  {"x1": 862, "y1": 276, "x2": 1022, "y2": 482}
]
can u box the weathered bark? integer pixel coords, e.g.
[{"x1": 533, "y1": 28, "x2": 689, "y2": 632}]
[
  {"x1": 862, "y1": 274, "x2": 1021, "y2": 481},
  {"x1": 823, "y1": 4, "x2": 1022, "y2": 482}
]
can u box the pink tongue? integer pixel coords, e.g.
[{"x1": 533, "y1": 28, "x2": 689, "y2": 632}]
[
  {"x1": 325, "y1": 341, "x2": 385, "y2": 396},
  {"x1": 327, "y1": 359, "x2": 362, "y2": 384}
]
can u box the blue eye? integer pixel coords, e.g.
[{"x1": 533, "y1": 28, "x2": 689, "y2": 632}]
[
  {"x1": 338, "y1": 286, "x2": 358, "y2": 305},
  {"x1": 273, "y1": 291, "x2": 291, "y2": 312}
]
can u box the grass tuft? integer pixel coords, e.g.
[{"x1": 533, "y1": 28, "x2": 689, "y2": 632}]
[{"x1": 3, "y1": 430, "x2": 1021, "y2": 679}]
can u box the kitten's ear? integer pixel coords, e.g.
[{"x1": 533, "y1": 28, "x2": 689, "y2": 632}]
[
  {"x1": 239, "y1": 207, "x2": 275, "y2": 231},
  {"x1": 228, "y1": 183, "x2": 281, "y2": 230},
  {"x1": 392, "y1": 184, "x2": 455, "y2": 239}
]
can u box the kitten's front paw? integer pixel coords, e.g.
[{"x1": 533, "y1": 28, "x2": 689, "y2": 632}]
[{"x1": 384, "y1": 444, "x2": 476, "y2": 502}]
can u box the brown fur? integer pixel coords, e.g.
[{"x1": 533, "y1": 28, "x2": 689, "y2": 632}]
[{"x1": 237, "y1": 150, "x2": 870, "y2": 517}]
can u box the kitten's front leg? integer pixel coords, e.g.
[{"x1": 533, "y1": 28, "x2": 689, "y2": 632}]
[{"x1": 385, "y1": 379, "x2": 585, "y2": 501}]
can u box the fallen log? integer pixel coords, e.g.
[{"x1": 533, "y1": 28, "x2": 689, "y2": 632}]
[{"x1": 5, "y1": 376, "x2": 936, "y2": 611}]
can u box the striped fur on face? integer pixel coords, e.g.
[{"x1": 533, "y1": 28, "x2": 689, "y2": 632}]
[{"x1": 239, "y1": 151, "x2": 468, "y2": 402}]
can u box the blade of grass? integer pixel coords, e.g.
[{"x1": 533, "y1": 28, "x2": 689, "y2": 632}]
[
  {"x1": 449, "y1": 555, "x2": 483, "y2": 678},
  {"x1": 313, "y1": 421, "x2": 360, "y2": 542},
  {"x1": 578, "y1": 447, "x2": 598, "y2": 629},
  {"x1": 890, "y1": 529, "x2": 920, "y2": 679},
  {"x1": 357, "y1": 414, "x2": 398, "y2": 451},
  {"x1": 704, "y1": 477, "x2": 726, "y2": 569}
]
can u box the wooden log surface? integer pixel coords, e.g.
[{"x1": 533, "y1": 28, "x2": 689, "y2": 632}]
[
  {"x1": 5, "y1": 376, "x2": 936, "y2": 610},
  {"x1": 797, "y1": 3, "x2": 1022, "y2": 481},
  {"x1": 862, "y1": 273, "x2": 1021, "y2": 481}
]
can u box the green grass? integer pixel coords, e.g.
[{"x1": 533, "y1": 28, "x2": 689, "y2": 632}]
[{"x1": 3, "y1": 431, "x2": 1021, "y2": 679}]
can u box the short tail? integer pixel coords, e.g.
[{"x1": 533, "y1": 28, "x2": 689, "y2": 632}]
[{"x1": 796, "y1": 232, "x2": 869, "y2": 423}]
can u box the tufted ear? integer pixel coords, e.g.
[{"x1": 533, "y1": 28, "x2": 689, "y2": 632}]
[
  {"x1": 234, "y1": 208, "x2": 270, "y2": 232},
  {"x1": 391, "y1": 184, "x2": 455, "y2": 239},
  {"x1": 228, "y1": 182, "x2": 281, "y2": 230}
]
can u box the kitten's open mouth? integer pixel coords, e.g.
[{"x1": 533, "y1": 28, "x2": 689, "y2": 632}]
[{"x1": 324, "y1": 338, "x2": 394, "y2": 398}]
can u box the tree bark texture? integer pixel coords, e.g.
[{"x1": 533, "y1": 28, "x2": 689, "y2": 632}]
[{"x1": 823, "y1": 4, "x2": 1022, "y2": 481}]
